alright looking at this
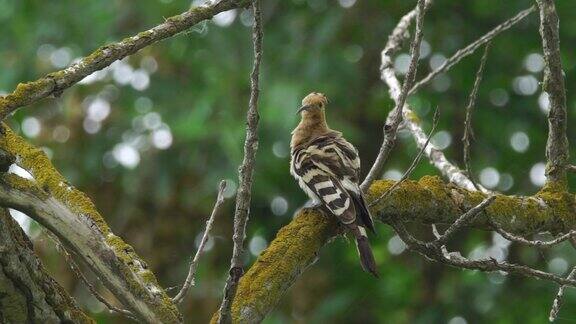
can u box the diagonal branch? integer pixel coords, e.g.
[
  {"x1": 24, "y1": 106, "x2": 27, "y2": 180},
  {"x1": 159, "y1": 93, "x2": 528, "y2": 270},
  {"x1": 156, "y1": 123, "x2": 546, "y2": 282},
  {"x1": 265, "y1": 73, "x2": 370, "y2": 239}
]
[
  {"x1": 211, "y1": 176, "x2": 576, "y2": 322},
  {"x1": 172, "y1": 180, "x2": 228, "y2": 305},
  {"x1": 0, "y1": 126, "x2": 182, "y2": 323},
  {"x1": 383, "y1": 6, "x2": 534, "y2": 192},
  {"x1": 371, "y1": 0, "x2": 489, "y2": 192},
  {"x1": 536, "y1": 0, "x2": 569, "y2": 188},
  {"x1": 432, "y1": 195, "x2": 495, "y2": 246},
  {"x1": 0, "y1": 0, "x2": 251, "y2": 120},
  {"x1": 462, "y1": 43, "x2": 491, "y2": 191},
  {"x1": 549, "y1": 266, "x2": 576, "y2": 322},
  {"x1": 409, "y1": 6, "x2": 536, "y2": 95},
  {"x1": 361, "y1": 0, "x2": 428, "y2": 191},
  {"x1": 217, "y1": 1, "x2": 263, "y2": 322},
  {"x1": 390, "y1": 219, "x2": 576, "y2": 287},
  {"x1": 369, "y1": 107, "x2": 438, "y2": 207}
]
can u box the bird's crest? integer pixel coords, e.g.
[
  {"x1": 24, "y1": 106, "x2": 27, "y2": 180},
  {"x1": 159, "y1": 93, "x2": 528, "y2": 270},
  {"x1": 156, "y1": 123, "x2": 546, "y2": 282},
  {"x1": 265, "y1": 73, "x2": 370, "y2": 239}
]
[{"x1": 302, "y1": 92, "x2": 328, "y2": 108}]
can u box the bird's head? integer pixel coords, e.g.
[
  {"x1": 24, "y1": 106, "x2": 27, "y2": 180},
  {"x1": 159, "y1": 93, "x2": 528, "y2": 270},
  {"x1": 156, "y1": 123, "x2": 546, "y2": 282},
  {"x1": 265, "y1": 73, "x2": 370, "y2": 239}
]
[{"x1": 297, "y1": 92, "x2": 328, "y2": 115}]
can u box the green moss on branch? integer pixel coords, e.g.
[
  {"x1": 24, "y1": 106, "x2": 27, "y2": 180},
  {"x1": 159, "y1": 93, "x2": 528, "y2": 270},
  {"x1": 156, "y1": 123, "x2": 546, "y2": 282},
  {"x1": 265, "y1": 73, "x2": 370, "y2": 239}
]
[
  {"x1": 216, "y1": 176, "x2": 575, "y2": 322},
  {"x1": 0, "y1": 125, "x2": 182, "y2": 322}
]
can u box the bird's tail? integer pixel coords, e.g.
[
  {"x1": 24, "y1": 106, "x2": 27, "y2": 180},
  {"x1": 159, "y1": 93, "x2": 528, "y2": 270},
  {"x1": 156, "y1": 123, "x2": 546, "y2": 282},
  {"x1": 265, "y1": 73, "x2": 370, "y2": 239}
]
[{"x1": 354, "y1": 227, "x2": 378, "y2": 278}]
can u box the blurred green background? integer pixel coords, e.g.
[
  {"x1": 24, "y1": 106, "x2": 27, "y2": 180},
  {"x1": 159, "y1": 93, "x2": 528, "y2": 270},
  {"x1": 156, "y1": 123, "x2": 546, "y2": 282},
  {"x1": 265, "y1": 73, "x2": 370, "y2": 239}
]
[{"x1": 1, "y1": 0, "x2": 576, "y2": 323}]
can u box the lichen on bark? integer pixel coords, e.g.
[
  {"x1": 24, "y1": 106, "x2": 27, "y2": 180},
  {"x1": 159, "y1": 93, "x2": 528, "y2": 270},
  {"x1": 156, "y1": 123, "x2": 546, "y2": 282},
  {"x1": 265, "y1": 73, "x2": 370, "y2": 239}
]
[
  {"x1": 0, "y1": 125, "x2": 182, "y2": 323},
  {"x1": 0, "y1": 208, "x2": 93, "y2": 323},
  {"x1": 213, "y1": 176, "x2": 576, "y2": 322}
]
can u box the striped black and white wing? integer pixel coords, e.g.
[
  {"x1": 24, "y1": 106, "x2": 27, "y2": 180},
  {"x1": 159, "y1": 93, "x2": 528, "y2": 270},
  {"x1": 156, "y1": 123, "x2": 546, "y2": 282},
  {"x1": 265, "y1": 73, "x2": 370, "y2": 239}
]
[{"x1": 291, "y1": 133, "x2": 374, "y2": 230}]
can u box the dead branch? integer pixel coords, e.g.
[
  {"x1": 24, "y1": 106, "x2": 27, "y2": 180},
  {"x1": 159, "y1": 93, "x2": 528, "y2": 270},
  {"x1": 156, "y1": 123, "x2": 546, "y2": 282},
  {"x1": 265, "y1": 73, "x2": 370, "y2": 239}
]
[
  {"x1": 217, "y1": 1, "x2": 263, "y2": 322},
  {"x1": 361, "y1": 0, "x2": 428, "y2": 191},
  {"x1": 172, "y1": 180, "x2": 228, "y2": 305},
  {"x1": 372, "y1": 0, "x2": 484, "y2": 192},
  {"x1": 409, "y1": 6, "x2": 536, "y2": 95},
  {"x1": 549, "y1": 267, "x2": 576, "y2": 322},
  {"x1": 462, "y1": 44, "x2": 491, "y2": 191},
  {"x1": 369, "y1": 107, "x2": 438, "y2": 207},
  {"x1": 536, "y1": 0, "x2": 570, "y2": 187}
]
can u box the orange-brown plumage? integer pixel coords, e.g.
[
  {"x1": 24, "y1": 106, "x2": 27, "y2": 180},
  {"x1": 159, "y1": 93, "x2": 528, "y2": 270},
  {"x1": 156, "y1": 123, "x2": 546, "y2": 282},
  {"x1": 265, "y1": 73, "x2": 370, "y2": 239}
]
[
  {"x1": 290, "y1": 92, "x2": 333, "y2": 149},
  {"x1": 289, "y1": 92, "x2": 378, "y2": 277}
]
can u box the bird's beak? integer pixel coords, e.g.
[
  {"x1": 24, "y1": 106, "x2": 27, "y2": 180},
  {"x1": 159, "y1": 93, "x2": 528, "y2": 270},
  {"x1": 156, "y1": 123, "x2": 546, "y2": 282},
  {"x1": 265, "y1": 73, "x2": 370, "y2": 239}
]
[{"x1": 296, "y1": 105, "x2": 311, "y2": 114}]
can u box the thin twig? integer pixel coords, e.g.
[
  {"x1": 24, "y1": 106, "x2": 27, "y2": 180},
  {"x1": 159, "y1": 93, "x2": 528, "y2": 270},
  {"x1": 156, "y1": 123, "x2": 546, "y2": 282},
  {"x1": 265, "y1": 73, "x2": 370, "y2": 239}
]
[
  {"x1": 567, "y1": 165, "x2": 576, "y2": 173},
  {"x1": 361, "y1": 0, "x2": 428, "y2": 192},
  {"x1": 172, "y1": 180, "x2": 228, "y2": 304},
  {"x1": 217, "y1": 1, "x2": 263, "y2": 322},
  {"x1": 369, "y1": 107, "x2": 439, "y2": 207},
  {"x1": 491, "y1": 221, "x2": 576, "y2": 248},
  {"x1": 549, "y1": 267, "x2": 576, "y2": 322},
  {"x1": 389, "y1": 220, "x2": 576, "y2": 287},
  {"x1": 409, "y1": 6, "x2": 536, "y2": 95},
  {"x1": 462, "y1": 43, "x2": 491, "y2": 191},
  {"x1": 49, "y1": 233, "x2": 136, "y2": 320},
  {"x1": 536, "y1": 0, "x2": 569, "y2": 187},
  {"x1": 0, "y1": 0, "x2": 248, "y2": 120},
  {"x1": 370, "y1": 0, "x2": 483, "y2": 193},
  {"x1": 433, "y1": 195, "x2": 495, "y2": 246}
]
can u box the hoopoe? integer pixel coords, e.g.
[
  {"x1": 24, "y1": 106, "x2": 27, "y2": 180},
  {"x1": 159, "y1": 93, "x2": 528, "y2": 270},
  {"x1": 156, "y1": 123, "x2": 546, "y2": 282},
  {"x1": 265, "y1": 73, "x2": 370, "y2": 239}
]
[{"x1": 290, "y1": 92, "x2": 378, "y2": 277}]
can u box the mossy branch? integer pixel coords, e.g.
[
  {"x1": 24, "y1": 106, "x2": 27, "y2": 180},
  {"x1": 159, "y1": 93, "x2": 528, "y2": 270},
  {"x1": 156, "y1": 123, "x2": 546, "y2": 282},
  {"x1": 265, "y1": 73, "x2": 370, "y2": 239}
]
[
  {"x1": 0, "y1": 0, "x2": 251, "y2": 120},
  {"x1": 0, "y1": 125, "x2": 181, "y2": 323},
  {"x1": 212, "y1": 176, "x2": 576, "y2": 323},
  {"x1": 0, "y1": 208, "x2": 93, "y2": 324}
]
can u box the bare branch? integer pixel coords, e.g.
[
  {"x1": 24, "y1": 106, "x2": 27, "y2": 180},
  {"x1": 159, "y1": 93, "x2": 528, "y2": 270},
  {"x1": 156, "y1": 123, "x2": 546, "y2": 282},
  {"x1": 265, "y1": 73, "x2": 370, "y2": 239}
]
[
  {"x1": 370, "y1": 0, "x2": 484, "y2": 192},
  {"x1": 55, "y1": 237, "x2": 136, "y2": 320},
  {"x1": 492, "y1": 221, "x2": 576, "y2": 248},
  {"x1": 568, "y1": 165, "x2": 576, "y2": 173},
  {"x1": 536, "y1": 0, "x2": 570, "y2": 187},
  {"x1": 172, "y1": 180, "x2": 228, "y2": 305},
  {"x1": 549, "y1": 267, "x2": 576, "y2": 322},
  {"x1": 361, "y1": 0, "x2": 428, "y2": 191},
  {"x1": 0, "y1": 0, "x2": 250, "y2": 120},
  {"x1": 369, "y1": 107, "x2": 438, "y2": 207},
  {"x1": 462, "y1": 43, "x2": 491, "y2": 191},
  {"x1": 217, "y1": 1, "x2": 263, "y2": 322},
  {"x1": 390, "y1": 220, "x2": 576, "y2": 287},
  {"x1": 433, "y1": 195, "x2": 495, "y2": 246},
  {"x1": 409, "y1": 6, "x2": 536, "y2": 95}
]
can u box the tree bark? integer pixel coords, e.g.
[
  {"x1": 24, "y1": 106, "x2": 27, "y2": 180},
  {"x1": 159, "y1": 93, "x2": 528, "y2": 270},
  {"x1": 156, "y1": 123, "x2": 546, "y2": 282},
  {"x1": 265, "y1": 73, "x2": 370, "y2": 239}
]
[
  {"x1": 0, "y1": 209, "x2": 93, "y2": 323},
  {"x1": 212, "y1": 176, "x2": 576, "y2": 323}
]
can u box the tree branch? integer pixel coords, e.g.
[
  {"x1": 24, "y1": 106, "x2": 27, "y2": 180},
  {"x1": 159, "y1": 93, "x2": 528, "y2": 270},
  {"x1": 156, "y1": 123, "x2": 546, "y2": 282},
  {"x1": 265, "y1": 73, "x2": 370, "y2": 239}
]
[
  {"x1": 372, "y1": 0, "x2": 486, "y2": 192},
  {"x1": 0, "y1": 126, "x2": 181, "y2": 323},
  {"x1": 409, "y1": 6, "x2": 536, "y2": 95},
  {"x1": 217, "y1": 1, "x2": 263, "y2": 322},
  {"x1": 462, "y1": 43, "x2": 491, "y2": 191},
  {"x1": 211, "y1": 176, "x2": 576, "y2": 322},
  {"x1": 549, "y1": 266, "x2": 576, "y2": 322},
  {"x1": 369, "y1": 107, "x2": 438, "y2": 207},
  {"x1": 172, "y1": 180, "x2": 228, "y2": 305},
  {"x1": 536, "y1": 0, "x2": 569, "y2": 188},
  {"x1": 390, "y1": 219, "x2": 576, "y2": 287},
  {"x1": 0, "y1": 209, "x2": 93, "y2": 323},
  {"x1": 361, "y1": 0, "x2": 427, "y2": 191},
  {"x1": 0, "y1": 0, "x2": 251, "y2": 120},
  {"x1": 387, "y1": 6, "x2": 534, "y2": 192}
]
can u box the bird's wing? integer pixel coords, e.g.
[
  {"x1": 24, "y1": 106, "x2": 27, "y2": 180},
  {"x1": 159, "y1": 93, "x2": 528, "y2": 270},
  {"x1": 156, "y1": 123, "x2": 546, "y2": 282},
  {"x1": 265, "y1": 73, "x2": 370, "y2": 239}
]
[
  {"x1": 292, "y1": 139, "x2": 356, "y2": 224},
  {"x1": 309, "y1": 134, "x2": 375, "y2": 233}
]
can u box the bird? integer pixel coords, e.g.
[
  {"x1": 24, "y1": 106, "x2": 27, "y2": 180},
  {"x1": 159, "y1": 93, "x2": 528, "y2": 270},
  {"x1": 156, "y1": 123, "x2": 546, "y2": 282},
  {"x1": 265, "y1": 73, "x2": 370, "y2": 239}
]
[{"x1": 290, "y1": 92, "x2": 378, "y2": 277}]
